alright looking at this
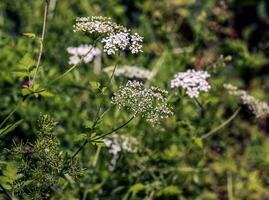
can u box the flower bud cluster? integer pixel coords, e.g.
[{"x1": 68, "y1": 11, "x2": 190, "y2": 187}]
[{"x1": 112, "y1": 81, "x2": 173, "y2": 124}]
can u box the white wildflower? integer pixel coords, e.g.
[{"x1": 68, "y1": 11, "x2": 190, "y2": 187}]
[
  {"x1": 103, "y1": 65, "x2": 153, "y2": 80},
  {"x1": 224, "y1": 84, "x2": 269, "y2": 119},
  {"x1": 129, "y1": 33, "x2": 143, "y2": 54},
  {"x1": 104, "y1": 134, "x2": 138, "y2": 171},
  {"x1": 170, "y1": 69, "x2": 211, "y2": 98},
  {"x1": 73, "y1": 16, "x2": 127, "y2": 35},
  {"x1": 112, "y1": 81, "x2": 173, "y2": 124},
  {"x1": 102, "y1": 32, "x2": 130, "y2": 55},
  {"x1": 66, "y1": 45, "x2": 101, "y2": 65},
  {"x1": 74, "y1": 16, "x2": 143, "y2": 55}
]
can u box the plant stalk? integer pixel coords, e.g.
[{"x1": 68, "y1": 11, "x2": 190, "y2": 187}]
[
  {"x1": 201, "y1": 107, "x2": 241, "y2": 139},
  {"x1": 32, "y1": 0, "x2": 49, "y2": 87},
  {"x1": 71, "y1": 116, "x2": 135, "y2": 159}
]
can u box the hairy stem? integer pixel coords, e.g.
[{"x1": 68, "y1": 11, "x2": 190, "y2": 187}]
[
  {"x1": 32, "y1": 0, "x2": 49, "y2": 87},
  {"x1": 201, "y1": 107, "x2": 241, "y2": 139}
]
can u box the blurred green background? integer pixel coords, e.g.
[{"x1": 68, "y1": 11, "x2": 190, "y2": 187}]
[{"x1": 0, "y1": 0, "x2": 269, "y2": 199}]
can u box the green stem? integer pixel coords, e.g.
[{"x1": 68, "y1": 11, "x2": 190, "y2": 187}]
[
  {"x1": 93, "y1": 116, "x2": 135, "y2": 141},
  {"x1": 193, "y1": 97, "x2": 205, "y2": 116},
  {"x1": 92, "y1": 145, "x2": 102, "y2": 167},
  {"x1": 50, "y1": 39, "x2": 100, "y2": 84},
  {"x1": 0, "y1": 96, "x2": 29, "y2": 129},
  {"x1": 108, "y1": 52, "x2": 121, "y2": 83},
  {"x1": 227, "y1": 171, "x2": 234, "y2": 200},
  {"x1": 1, "y1": 1, "x2": 49, "y2": 128},
  {"x1": 201, "y1": 107, "x2": 241, "y2": 139},
  {"x1": 71, "y1": 116, "x2": 135, "y2": 159},
  {"x1": 0, "y1": 184, "x2": 13, "y2": 200},
  {"x1": 32, "y1": 0, "x2": 49, "y2": 87}
]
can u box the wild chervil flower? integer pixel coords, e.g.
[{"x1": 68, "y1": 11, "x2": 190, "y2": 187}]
[
  {"x1": 103, "y1": 65, "x2": 153, "y2": 80},
  {"x1": 73, "y1": 16, "x2": 143, "y2": 55},
  {"x1": 112, "y1": 81, "x2": 173, "y2": 124},
  {"x1": 104, "y1": 134, "x2": 138, "y2": 171},
  {"x1": 73, "y1": 16, "x2": 127, "y2": 35},
  {"x1": 224, "y1": 84, "x2": 269, "y2": 119},
  {"x1": 66, "y1": 45, "x2": 101, "y2": 65},
  {"x1": 170, "y1": 69, "x2": 211, "y2": 98}
]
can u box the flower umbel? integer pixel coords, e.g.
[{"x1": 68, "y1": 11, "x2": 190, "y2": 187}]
[
  {"x1": 170, "y1": 69, "x2": 211, "y2": 98},
  {"x1": 74, "y1": 16, "x2": 143, "y2": 55},
  {"x1": 103, "y1": 65, "x2": 153, "y2": 80},
  {"x1": 104, "y1": 134, "x2": 138, "y2": 171},
  {"x1": 66, "y1": 45, "x2": 101, "y2": 65},
  {"x1": 224, "y1": 84, "x2": 269, "y2": 119},
  {"x1": 112, "y1": 81, "x2": 173, "y2": 124},
  {"x1": 73, "y1": 16, "x2": 127, "y2": 35}
]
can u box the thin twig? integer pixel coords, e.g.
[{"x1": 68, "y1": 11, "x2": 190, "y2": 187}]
[
  {"x1": 32, "y1": 0, "x2": 49, "y2": 86},
  {"x1": 201, "y1": 107, "x2": 241, "y2": 139},
  {"x1": 50, "y1": 38, "x2": 100, "y2": 84}
]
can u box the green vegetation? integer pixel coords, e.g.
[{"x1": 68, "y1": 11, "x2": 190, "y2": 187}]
[{"x1": 0, "y1": 0, "x2": 269, "y2": 199}]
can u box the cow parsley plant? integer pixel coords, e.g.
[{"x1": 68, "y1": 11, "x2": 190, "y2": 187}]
[
  {"x1": 103, "y1": 65, "x2": 153, "y2": 80},
  {"x1": 112, "y1": 81, "x2": 173, "y2": 124},
  {"x1": 224, "y1": 84, "x2": 269, "y2": 119},
  {"x1": 170, "y1": 69, "x2": 211, "y2": 98},
  {"x1": 74, "y1": 16, "x2": 143, "y2": 55},
  {"x1": 66, "y1": 45, "x2": 101, "y2": 65}
]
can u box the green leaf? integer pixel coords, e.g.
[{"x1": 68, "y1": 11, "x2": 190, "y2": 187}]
[
  {"x1": 156, "y1": 185, "x2": 181, "y2": 197},
  {"x1": 0, "y1": 162, "x2": 18, "y2": 188},
  {"x1": 0, "y1": 119, "x2": 24, "y2": 137},
  {"x1": 40, "y1": 90, "x2": 54, "y2": 97},
  {"x1": 87, "y1": 183, "x2": 102, "y2": 193},
  {"x1": 192, "y1": 137, "x2": 203, "y2": 148},
  {"x1": 22, "y1": 88, "x2": 32, "y2": 96},
  {"x1": 74, "y1": 133, "x2": 87, "y2": 142},
  {"x1": 23, "y1": 32, "x2": 36, "y2": 39},
  {"x1": 18, "y1": 54, "x2": 36, "y2": 70},
  {"x1": 89, "y1": 81, "x2": 100, "y2": 90},
  {"x1": 13, "y1": 71, "x2": 29, "y2": 78},
  {"x1": 129, "y1": 183, "x2": 145, "y2": 192}
]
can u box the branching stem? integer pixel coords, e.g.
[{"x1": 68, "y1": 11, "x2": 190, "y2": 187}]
[{"x1": 71, "y1": 116, "x2": 135, "y2": 159}]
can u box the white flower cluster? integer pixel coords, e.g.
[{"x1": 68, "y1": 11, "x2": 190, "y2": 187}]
[
  {"x1": 103, "y1": 65, "x2": 153, "y2": 80},
  {"x1": 170, "y1": 69, "x2": 211, "y2": 98},
  {"x1": 224, "y1": 84, "x2": 269, "y2": 119},
  {"x1": 74, "y1": 16, "x2": 127, "y2": 35},
  {"x1": 104, "y1": 134, "x2": 138, "y2": 171},
  {"x1": 66, "y1": 45, "x2": 101, "y2": 65},
  {"x1": 112, "y1": 81, "x2": 173, "y2": 124},
  {"x1": 73, "y1": 16, "x2": 143, "y2": 55}
]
